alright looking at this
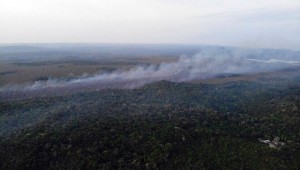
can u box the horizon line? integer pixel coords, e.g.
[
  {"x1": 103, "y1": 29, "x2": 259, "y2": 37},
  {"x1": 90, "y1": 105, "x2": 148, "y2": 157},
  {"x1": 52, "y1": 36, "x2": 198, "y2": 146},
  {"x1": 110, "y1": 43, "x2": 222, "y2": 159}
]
[{"x1": 0, "y1": 42, "x2": 296, "y2": 51}]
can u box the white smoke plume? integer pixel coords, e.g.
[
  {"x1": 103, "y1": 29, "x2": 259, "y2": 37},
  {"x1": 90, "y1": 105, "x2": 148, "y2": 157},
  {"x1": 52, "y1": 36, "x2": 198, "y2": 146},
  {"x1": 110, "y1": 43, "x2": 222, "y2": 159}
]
[{"x1": 0, "y1": 50, "x2": 299, "y2": 92}]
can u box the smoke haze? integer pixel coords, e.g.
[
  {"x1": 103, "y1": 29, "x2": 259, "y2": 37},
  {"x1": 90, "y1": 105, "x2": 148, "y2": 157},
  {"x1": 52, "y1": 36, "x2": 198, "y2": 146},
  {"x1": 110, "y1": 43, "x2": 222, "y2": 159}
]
[{"x1": 1, "y1": 49, "x2": 298, "y2": 93}]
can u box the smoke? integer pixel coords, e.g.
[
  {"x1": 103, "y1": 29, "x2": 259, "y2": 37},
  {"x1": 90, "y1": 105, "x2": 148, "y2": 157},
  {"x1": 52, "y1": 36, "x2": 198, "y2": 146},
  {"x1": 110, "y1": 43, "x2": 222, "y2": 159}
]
[
  {"x1": 246, "y1": 58, "x2": 300, "y2": 65},
  {"x1": 0, "y1": 49, "x2": 299, "y2": 93}
]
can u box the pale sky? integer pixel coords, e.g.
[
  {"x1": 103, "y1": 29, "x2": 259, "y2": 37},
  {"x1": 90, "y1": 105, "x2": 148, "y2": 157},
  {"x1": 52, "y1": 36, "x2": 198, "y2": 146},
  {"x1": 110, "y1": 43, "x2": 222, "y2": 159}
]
[{"x1": 0, "y1": 0, "x2": 299, "y2": 49}]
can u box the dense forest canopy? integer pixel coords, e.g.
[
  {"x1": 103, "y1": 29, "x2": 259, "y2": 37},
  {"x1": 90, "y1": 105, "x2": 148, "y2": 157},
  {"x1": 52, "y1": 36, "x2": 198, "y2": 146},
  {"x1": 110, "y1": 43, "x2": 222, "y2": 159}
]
[{"x1": 0, "y1": 67, "x2": 299, "y2": 169}]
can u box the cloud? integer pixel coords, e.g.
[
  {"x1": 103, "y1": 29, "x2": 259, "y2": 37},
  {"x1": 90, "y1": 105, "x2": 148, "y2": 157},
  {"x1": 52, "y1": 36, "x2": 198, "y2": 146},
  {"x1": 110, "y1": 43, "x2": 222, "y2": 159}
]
[{"x1": 0, "y1": 0, "x2": 299, "y2": 49}]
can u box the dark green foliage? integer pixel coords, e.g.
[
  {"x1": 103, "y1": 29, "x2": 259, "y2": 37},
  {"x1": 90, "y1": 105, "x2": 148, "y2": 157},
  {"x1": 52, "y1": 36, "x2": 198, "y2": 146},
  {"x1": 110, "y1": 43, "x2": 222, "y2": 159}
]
[
  {"x1": 0, "y1": 78, "x2": 299, "y2": 169},
  {"x1": 35, "y1": 76, "x2": 51, "y2": 81}
]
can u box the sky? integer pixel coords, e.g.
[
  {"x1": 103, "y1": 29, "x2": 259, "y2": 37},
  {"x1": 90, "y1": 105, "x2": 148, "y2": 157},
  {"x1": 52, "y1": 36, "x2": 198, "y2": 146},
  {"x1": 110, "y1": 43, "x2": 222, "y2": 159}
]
[{"x1": 0, "y1": 0, "x2": 299, "y2": 50}]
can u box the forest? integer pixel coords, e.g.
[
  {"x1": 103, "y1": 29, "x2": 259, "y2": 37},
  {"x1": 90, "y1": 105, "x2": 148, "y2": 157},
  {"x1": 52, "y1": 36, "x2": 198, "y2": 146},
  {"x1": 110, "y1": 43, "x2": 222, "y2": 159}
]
[{"x1": 0, "y1": 67, "x2": 299, "y2": 169}]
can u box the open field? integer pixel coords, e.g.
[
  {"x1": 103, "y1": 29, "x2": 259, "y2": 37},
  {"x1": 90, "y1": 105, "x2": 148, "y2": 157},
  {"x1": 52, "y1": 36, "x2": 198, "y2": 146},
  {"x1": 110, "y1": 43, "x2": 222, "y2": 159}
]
[{"x1": 0, "y1": 56, "x2": 178, "y2": 86}]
